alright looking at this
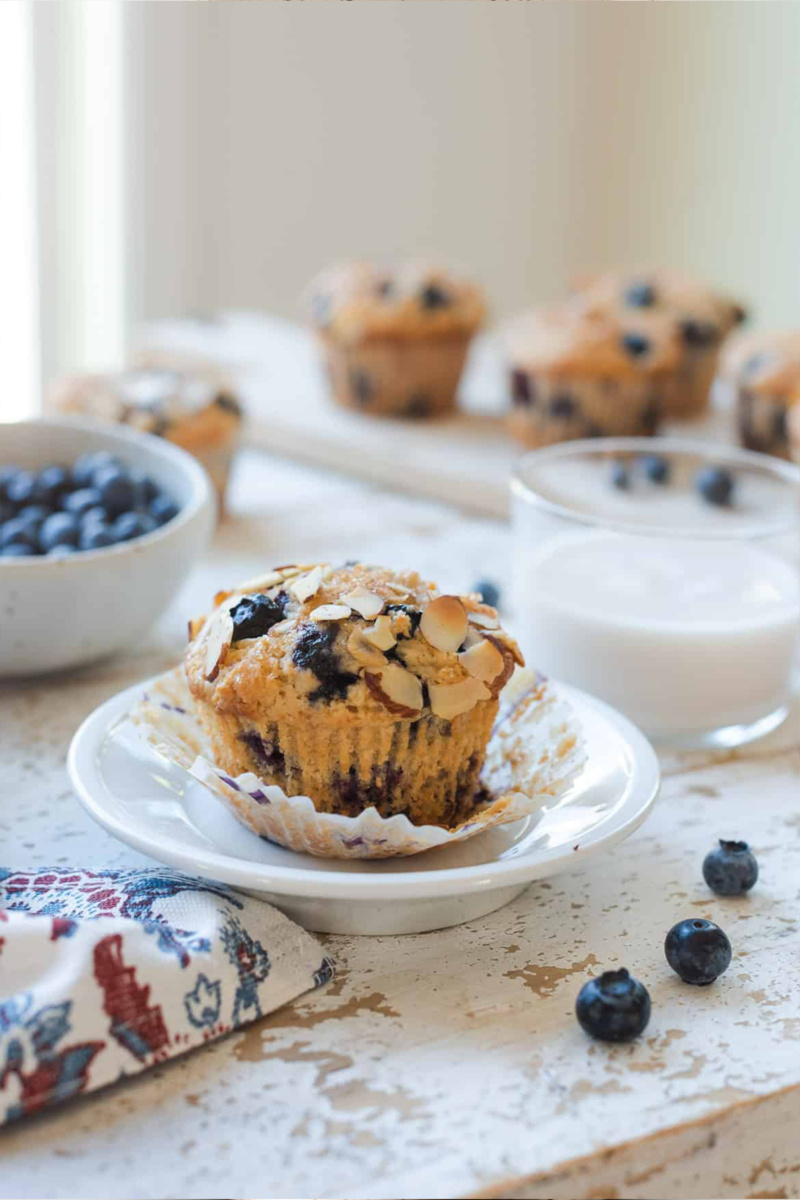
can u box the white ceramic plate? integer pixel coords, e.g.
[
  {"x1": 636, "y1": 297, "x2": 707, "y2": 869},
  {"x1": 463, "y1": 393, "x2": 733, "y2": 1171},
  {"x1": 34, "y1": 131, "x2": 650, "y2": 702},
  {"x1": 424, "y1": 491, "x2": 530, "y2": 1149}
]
[{"x1": 69, "y1": 679, "x2": 660, "y2": 935}]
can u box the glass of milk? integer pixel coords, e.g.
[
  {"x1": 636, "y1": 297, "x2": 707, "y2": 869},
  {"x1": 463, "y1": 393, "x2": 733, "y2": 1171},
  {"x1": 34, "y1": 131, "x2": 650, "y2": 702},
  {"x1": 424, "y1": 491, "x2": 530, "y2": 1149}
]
[{"x1": 511, "y1": 438, "x2": 800, "y2": 748}]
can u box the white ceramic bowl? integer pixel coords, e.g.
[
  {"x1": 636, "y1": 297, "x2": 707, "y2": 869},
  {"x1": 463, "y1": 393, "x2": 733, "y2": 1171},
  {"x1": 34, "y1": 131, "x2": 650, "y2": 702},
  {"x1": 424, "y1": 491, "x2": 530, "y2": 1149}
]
[{"x1": 0, "y1": 417, "x2": 215, "y2": 677}]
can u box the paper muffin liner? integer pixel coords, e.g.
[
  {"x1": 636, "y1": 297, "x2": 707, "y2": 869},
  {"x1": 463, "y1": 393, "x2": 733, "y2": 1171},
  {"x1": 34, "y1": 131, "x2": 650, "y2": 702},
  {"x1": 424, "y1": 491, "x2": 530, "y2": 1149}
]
[{"x1": 130, "y1": 666, "x2": 586, "y2": 860}]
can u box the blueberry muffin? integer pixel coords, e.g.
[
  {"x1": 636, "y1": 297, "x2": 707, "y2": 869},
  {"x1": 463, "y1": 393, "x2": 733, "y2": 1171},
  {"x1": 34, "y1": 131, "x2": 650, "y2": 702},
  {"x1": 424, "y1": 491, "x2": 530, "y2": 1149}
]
[
  {"x1": 505, "y1": 301, "x2": 680, "y2": 449},
  {"x1": 719, "y1": 329, "x2": 800, "y2": 460},
  {"x1": 50, "y1": 363, "x2": 243, "y2": 509},
  {"x1": 185, "y1": 562, "x2": 522, "y2": 827},
  {"x1": 306, "y1": 262, "x2": 485, "y2": 418},
  {"x1": 574, "y1": 269, "x2": 747, "y2": 418}
]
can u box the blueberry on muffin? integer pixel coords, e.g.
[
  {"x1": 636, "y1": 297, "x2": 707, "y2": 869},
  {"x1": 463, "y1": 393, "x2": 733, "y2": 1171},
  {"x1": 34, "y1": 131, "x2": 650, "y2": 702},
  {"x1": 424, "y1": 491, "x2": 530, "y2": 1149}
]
[
  {"x1": 305, "y1": 262, "x2": 485, "y2": 419},
  {"x1": 504, "y1": 301, "x2": 680, "y2": 449},
  {"x1": 573, "y1": 269, "x2": 747, "y2": 418},
  {"x1": 185, "y1": 562, "x2": 522, "y2": 826}
]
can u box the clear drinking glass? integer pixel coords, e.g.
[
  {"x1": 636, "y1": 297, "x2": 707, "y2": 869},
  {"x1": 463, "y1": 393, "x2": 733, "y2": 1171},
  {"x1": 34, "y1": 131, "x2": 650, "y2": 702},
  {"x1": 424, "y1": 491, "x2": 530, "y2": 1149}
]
[{"x1": 511, "y1": 437, "x2": 800, "y2": 749}]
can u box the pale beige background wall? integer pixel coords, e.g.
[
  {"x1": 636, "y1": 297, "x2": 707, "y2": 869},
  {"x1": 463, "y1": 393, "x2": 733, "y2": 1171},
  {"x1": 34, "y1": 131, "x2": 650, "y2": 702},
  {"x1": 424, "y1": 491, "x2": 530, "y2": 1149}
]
[{"x1": 118, "y1": 4, "x2": 800, "y2": 343}]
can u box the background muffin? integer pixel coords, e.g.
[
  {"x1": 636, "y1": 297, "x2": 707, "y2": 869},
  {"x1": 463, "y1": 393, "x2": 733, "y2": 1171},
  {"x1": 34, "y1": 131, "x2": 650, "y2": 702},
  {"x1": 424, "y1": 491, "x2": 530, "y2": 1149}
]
[
  {"x1": 306, "y1": 261, "x2": 485, "y2": 418},
  {"x1": 719, "y1": 329, "x2": 800, "y2": 460},
  {"x1": 504, "y1": 301, "x2": 680, "y2": 449},
  {"x1": 50, "y1": 361, "x2": 243, "y2": 511},
  {"x1": 185, "y1": 562, "x2": 522, "y2": 827},
  {"x1": 574, "y1": 268, "x2": 747, "y2": 418}
]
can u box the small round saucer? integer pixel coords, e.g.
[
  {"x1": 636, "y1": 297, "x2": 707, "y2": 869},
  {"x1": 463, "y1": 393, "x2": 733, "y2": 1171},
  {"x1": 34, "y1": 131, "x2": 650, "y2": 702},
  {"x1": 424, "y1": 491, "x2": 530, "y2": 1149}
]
[{"x1": 69, "y1": 679, "x2": 659, "y2": 935}]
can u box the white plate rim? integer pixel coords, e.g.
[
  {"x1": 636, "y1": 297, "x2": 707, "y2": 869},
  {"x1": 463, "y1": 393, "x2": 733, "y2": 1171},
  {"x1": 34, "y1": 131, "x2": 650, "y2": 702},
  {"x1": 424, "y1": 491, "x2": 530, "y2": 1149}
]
[{"x1": 68, "y1": 677, "x2": 660, "y2": 901}]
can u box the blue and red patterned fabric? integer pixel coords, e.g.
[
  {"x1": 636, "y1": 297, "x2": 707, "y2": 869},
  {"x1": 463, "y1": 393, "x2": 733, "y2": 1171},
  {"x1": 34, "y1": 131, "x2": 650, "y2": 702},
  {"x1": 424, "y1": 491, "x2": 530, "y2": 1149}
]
[{"x1": 0, "y1": 867, "x2": 333, "y2": 1124}]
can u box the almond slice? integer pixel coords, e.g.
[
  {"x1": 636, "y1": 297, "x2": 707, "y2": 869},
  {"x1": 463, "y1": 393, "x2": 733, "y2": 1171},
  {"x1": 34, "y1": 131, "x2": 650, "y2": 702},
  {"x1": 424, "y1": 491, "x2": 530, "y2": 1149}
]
[
  {"x1": 232, "y1": 569, "x2": 284, "y2": 595},
  {"x1": 342, "y1": 586, "x2": 384, "y2": 620},
  {"x1": 420, "y1": 595, "x2": 468, "y2": 653},
  {"x1": 202, "y1": 607, "x2": 234, "y2": 681},
  {"x1": 348, "y1": 627, "x2": 388, "y2": 668},
  {"x1": 488, "y1": 628, "x2": 525, "y2": 667},
  {"x1": 457, "y1": 638, "x2": 505, "y2": 683},
  {"x1": 291, "y1": 565, "x2": 327, "y2": 603},
  {"x1": 363, "y1": 614, "x2": 396, "y2": 651},
  {"x1": 187, "y1": 615, "x2": 205, "y2": 642},
  {"x1": 428, "y1": 676, "x2": 491, "y2": 721},
  {"x1": 309, "y1": 603, "x2": 352, "y2": 622},
  {"x1": 484, "y1": 635, "x2": 517, "y2": 696},
  {"x1": 467, "y1": 607, "x2": 500, "y2": 630},
  {"x1": 364, "y1": 664, "x2": 424, "y2": 717}
]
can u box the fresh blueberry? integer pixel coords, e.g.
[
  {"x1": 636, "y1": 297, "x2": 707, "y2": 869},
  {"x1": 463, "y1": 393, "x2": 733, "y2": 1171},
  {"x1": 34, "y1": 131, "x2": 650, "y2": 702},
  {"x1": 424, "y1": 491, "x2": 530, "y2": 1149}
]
[
  {"x1": 625, "y1": 281, "x2": 657, "y2": 308},
  {"x1": 72, "y1": 451, "x2": 120, "y2": 489},
  {"x1": 611, "y1": 460, "x2": 631, "y2": 490},
  {"x1": 473, "y1": 580, "x2": 500, "y2": 609},
  {"x1": 114, "y1": 511, "x2": 155, "y2": 541},
  {"x1": 230, "y1": 592, "x2": 289, "y2": 641},
  {"x1": 15, "y1": 506, "x2": 50, "y2": 535},
  {"x1": 0, "y1": 542, "x2": 34, "y2": 558},
  {"x1": 0, "y1": 501, "x2": 13, "y2": 524},
  {"x1": 5, "y1": 470, "x2": 37, "y2": 508},
  {"x1": 621, "y1": 332, "x2": 650, "y2": 358},
  {"x1": 38, "y1": 511, "x2": 80, "y2": 551},
  {"x1": 93, "y1": 466, "x2": 137, "y2": 517},
  {"x1": 0, "y1": 466, "x2": 22, "y2": 502},
  {"x1": 0, "y1": 517, "x2": 38, "y2": 549},
  {"x1": 82, "y1": 505, "x2": 109, "y2": 527},
  {"x1": 703, "y1": 840, "x2": 758, "y2": 896},
  {"x1": 47, "y1": 543, "x2": 78, "y2": 557},
  {"x1": 62, "y1": 487, "x2": 102, "y2": 517},
  {"x1": 80, "y1": 524, "x2": 117, "y2": 551},
  {"x1": 665, "y1": 918, "x2": 732, "y2": 985},
  {"x1": 680, "y1": 319, "x2": 718, "y2": 348},
  {"x1": 640, "y1": 453, "x2": 670, "y2": 484},
  {"x1": 149, "y1": 493, "x2": 179, "y2": 526},
  {"x1": 130, "y1": 471, "x2": 159, "y2": 507},
  {"x1": 575, "y1": 968, "x2": 651, "y2": 1042},
  {"x1": 696, "y1": 466, "x2": 735, "y2": 507},
  {"x1": 550, "y1": 393, "x2": 576, "y2": 419},
  {"x1": 292, "y1": 623, "x2": 358, "y2": 702},
  {"x1": 419, "y1": 283, "x2": 450, "y2": 310},
  {"x1": 34, "y1": 465, "x2": 69, "y2": 504}
]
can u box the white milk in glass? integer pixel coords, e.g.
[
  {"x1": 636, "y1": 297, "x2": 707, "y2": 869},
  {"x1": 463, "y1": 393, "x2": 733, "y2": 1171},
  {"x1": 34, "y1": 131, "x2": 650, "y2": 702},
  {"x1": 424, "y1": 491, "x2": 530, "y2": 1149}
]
[{"x1": 518, "y1": 532, "x2": 800, "y2": 738}]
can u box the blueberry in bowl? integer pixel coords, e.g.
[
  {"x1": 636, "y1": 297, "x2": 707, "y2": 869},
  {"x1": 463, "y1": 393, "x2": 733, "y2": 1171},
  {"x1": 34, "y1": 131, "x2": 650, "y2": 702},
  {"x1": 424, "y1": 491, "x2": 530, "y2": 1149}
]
[{"x1": 0, "y1": 416, "x2": 215, "y2": 677}]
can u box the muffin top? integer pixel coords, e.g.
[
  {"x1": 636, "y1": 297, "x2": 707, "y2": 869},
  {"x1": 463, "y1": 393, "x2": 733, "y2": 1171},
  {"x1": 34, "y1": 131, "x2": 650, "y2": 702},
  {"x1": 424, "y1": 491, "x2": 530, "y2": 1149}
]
[
  {"x1": 720, "y1": 329, "x2": 800, "y2": 398},
  {"x1": 574, "y1": 269, "x2": 747, "y2": 349},
  {"x1": 186, "y1": 563, "x2": 522, "y2": 727},
  {"x1": 505, "y1": 300, "x2": 682, "y2": 380},
  {"x1": 305, "y1": 262, "x2": 486, "y2": 343},
  {"x1": 51, "y1": 367, "x2": 242, "y2": 439}
]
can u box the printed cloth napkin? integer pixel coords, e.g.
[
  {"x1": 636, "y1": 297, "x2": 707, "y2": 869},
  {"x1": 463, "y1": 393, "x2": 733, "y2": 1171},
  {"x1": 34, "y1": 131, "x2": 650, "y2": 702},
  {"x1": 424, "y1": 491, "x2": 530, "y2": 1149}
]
[{"x1": 0, "y1": 866, "x2": 333, "y2": 1125}]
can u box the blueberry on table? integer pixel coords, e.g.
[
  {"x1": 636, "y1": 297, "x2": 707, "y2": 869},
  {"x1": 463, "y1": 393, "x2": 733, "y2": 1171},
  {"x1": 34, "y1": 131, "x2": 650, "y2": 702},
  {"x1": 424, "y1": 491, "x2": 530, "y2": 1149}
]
[
  {"x1": 665, "y1": 918, "x2": 732, "y2": 985},
  {"x1": 575, "y1": 969, "x2": 651, "y2": 1042},
  {"x1": 0, "y1": 542, "x2": 34, "y2": 558},
  {"x1": 473, "y1": 580, "x2": 500, "y2": 609},
  {"x1": 38, "y1": 511, "x2": 80, "y2": 551},
  {"x1": 639, "y1": 453, "x2": 670, "y2": 484},
  {"x1": 696, "y1": 465, "x2": 735, "y2": 507},
  {"x1": 703, "y1": 840, "x2": 758, "y2": 896},
  {"x1": 93, "y1": 467, "x2": 137, "y2": 517},
  {"x1": 610, "y1": 459, "x2": 631, "y2": 490},
  {"x1": 63, "y1": 487, "x2": 102, "y2": 517},
  {"x1": 149, "y1": 493, "x2": 179, "y2": 526}
]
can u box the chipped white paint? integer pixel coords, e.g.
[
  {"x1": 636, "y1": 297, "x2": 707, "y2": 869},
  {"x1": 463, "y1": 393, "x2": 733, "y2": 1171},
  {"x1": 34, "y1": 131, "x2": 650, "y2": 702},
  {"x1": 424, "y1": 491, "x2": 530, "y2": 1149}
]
[{"x1": 1, "y1": 449, "x2": 798, "y2": 1200}]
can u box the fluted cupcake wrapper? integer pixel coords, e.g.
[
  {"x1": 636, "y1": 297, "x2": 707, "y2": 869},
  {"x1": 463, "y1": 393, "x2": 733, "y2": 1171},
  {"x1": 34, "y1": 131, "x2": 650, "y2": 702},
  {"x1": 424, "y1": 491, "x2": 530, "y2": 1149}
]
[{"x1": 130, "y1": 667, "x2": 586, "y2": 860}]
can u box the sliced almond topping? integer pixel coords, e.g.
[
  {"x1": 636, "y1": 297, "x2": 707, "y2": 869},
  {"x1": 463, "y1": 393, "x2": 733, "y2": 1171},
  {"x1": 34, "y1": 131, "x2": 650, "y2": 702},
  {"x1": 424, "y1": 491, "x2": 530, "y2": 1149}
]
[
  {"x1": 467, "y1": 607, "x2": 500, "y2": 630},
  {"x1": 309, "y1": 603, "x2": 352, "y2": 622},
  {"x1": 202, "y1": 607, "x2": 234, "y2": 681},
  {"x1": 363, "y1": 614, "x2": 396, "y2": 650},
  {"x1": 428, "y1": 676, "x2": 491, "y2": 721},
  {"x1": 231, "y1": 570, "x2": 284, "y2": 595},
  {"x1": 187, "y1": 615, "x2": 205, "y2": 642},
  {"x1": 382, "y1": 580, "x2": 414, "y2": 599},
  {"x1": 484, "y1": 635, "x2": 517, "y2": 696},
  {"x1": 291, "y1": 565, "x2": 327, "y2": 603},
  {"x1": 342, "y1": 586, "x2": 384, "y2": 620},
  {"x1": 347, "y1": 627, "x2": 388, "y2": 669},
  {"x1": 488, "y1": 628, "x2": 525, "y2": 667},
  {"x1": 364, "y1": 664, "x2": 424, "y2": 717},
  {"x1": 420, "y1": 595, "x2": 468, "y2": 654},
  {"x1": 458, "y1": 638, "x2": 505, "y2": 683}
]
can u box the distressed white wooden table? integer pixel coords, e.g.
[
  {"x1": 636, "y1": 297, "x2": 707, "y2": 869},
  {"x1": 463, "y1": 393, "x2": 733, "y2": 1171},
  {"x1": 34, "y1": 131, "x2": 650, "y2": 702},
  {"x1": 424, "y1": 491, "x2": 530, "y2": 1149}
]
[{"x1": 1, "y1": 449, "x2": 799, "y2": 1200}]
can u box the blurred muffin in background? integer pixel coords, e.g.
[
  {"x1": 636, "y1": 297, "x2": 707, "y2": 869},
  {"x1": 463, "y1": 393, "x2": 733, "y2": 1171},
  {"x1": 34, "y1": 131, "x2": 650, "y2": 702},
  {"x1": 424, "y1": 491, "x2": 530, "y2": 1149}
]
[
  {"x1": 504, "y1": 300, "x2": 681, "y2": 449},
  {"x1": 50, "y1": 357, "x2": 243, "y2": 511},
  {"x1": 305, "y1": 261, "x2": 485, "y2": 419},
  {"x1": 719, "y1": 329, "x2": 800, "y2": 460},
  {"x1": 574, "y1": 269, "x2": 747, "y2": 418}
]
